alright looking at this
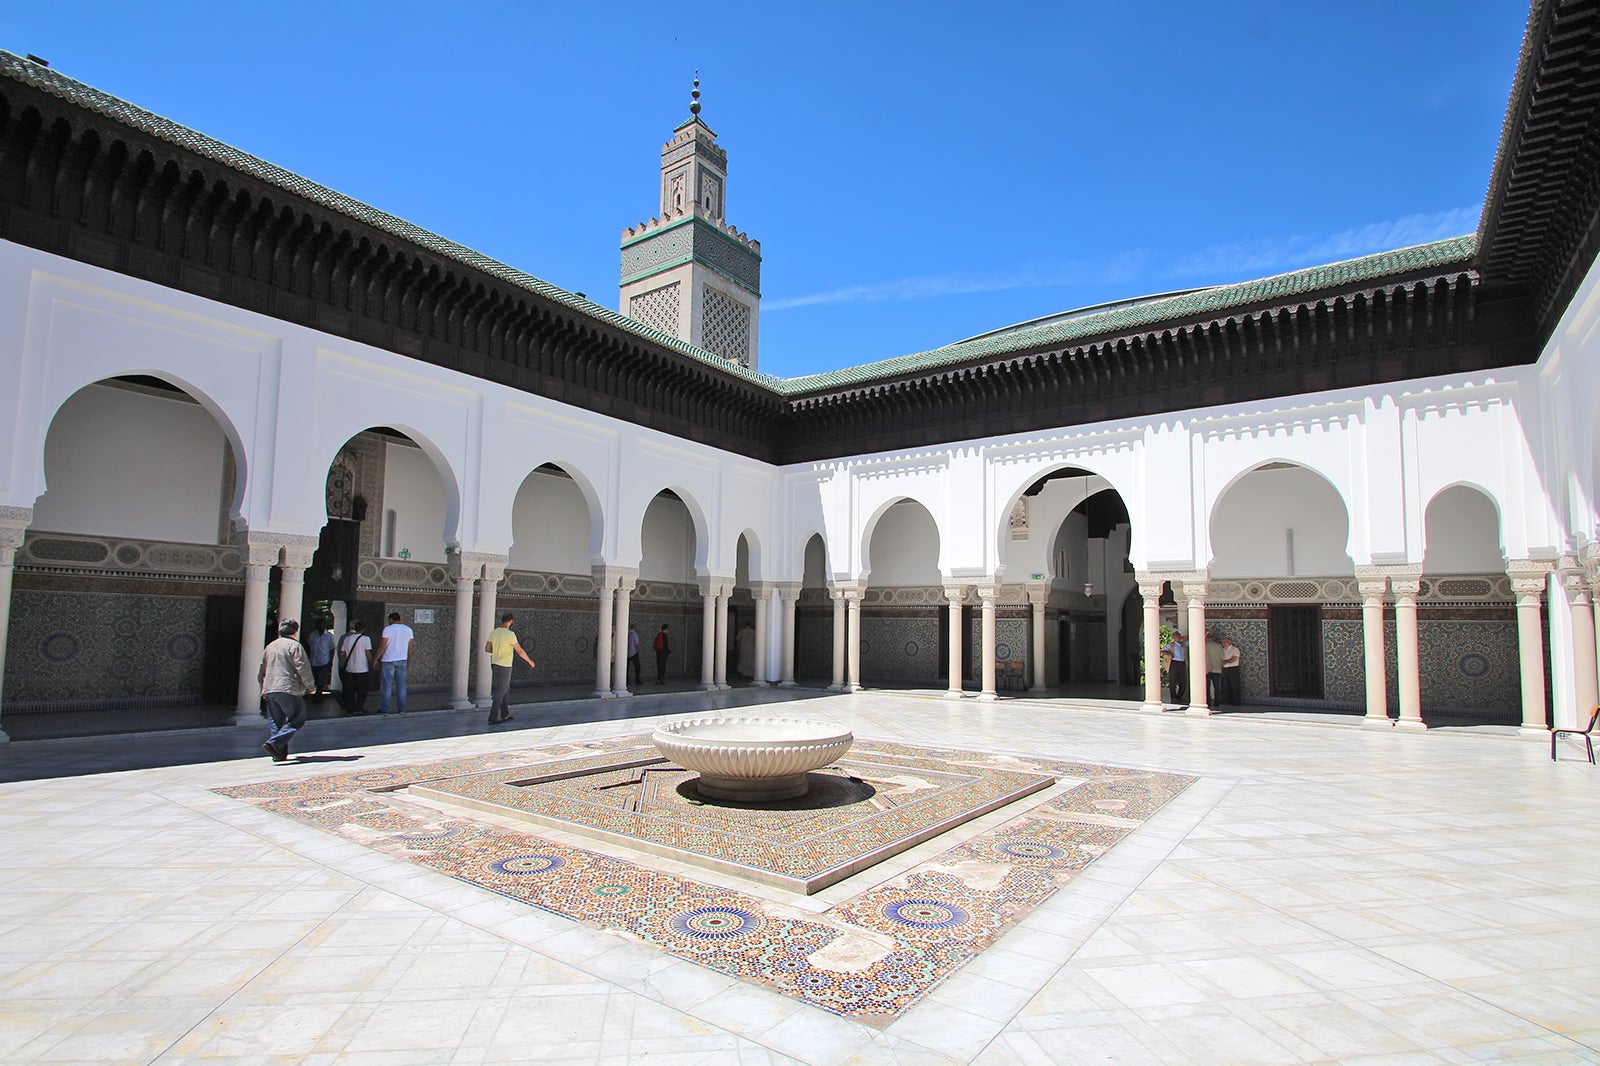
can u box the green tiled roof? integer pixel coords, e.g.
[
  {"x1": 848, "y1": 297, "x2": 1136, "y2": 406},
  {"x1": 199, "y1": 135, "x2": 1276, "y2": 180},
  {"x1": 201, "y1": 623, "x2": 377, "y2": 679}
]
[
  {"x1": 0, "y1": 50, "x2": 778, "y2": 389},
  {"x1": 1, "y1": 50, "x2": 1479, "y2": 401},
  {"x1": 780, "y1": 235, "x2": 1479, "y2": 394}
]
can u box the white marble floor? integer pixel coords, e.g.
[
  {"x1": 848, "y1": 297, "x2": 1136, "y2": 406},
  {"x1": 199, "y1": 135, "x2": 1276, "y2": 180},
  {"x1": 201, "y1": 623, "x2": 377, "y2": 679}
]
[{"x1": 0, "y1": 692, "x2": 1596, "y2": 1064}]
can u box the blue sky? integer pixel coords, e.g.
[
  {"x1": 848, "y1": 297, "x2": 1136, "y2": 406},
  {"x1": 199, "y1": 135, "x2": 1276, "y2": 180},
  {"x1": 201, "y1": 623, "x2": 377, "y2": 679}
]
[{"x1": 3, "y1": 2, "x2": 1527, "y2": 379}]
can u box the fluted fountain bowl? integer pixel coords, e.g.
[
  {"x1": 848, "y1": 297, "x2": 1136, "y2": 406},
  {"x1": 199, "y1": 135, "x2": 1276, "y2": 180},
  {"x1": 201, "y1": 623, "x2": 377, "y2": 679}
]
[{"x1": 651, "y1": 716, "x2": 854, "y2": 802}]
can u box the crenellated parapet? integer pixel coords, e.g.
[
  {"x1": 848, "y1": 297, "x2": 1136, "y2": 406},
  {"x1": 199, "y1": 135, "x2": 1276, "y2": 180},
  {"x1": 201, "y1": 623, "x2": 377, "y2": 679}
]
[{"x1": 621, "y1": 205, "x2": 760, "y2": 253}]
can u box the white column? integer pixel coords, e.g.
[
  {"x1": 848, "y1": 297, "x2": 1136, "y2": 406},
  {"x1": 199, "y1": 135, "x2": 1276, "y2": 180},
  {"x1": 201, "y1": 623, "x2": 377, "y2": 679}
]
[
  {"x1": 1028, "y1": 585, "x2": 1050, "y2": 693},
  {"x1": 593, "y1": 573, "x2": 616, "y2": 699},
  {"x1": 778, "y1": 584, "x2": 800, "y2": 686},
  {"x1": 699, "y1": 577, "x2": 717, "y2": 690},
  {"x1": 612, "y1": 574, "x2": 635, "y2": 697},
  {"x1": 1357, "y1": 574, "x2": 1392, "y2": 728},
  {"x1": 1392, "y1": 574, "x2": 1425, "y2": 731},
  {"x1": 714, "y1": 582, "x2": 730, "y2": 689},
  {"x1": 943, "y1": 585, "x2": 966, "y2": 699},
  {"x1": 0, "y1": 510, "x2": 30, "y2": 742},
  {"x1": 234, "y1": 537, "x2": 281, "y2": 724},
  {"x1": 1562, "y1": 566, "x2": 1599, "y2": 723},
  {"x1": 1138, "y1": 576, "x2": 1165, "y2": 712},
  {"x1": 277, "y1": 541, "x2": 317, "y2": 630},
  {"x1": 449, "y1": 556, "x2": 476, "y2": 710},
  {"x1": 1182, "y1": 578, "x2": 1210, "y2": 716},
  {"x1": 845, "y1": 587, "x2": 863, "y2": 692},
  {"x1": 1509, "y1": 562, "x2": 1549, "y2": 735},
  {"x1": 830, "y1": 588, "x2": 847, "y2": 691},
  {"x1": 475, "y1": 561, "x2": 505, "y2": 706},
  {"x1": 751, "y1": 583, "x2": 770, "y2": 686},
  {"x1": 978, "y1": 584, "x2": 998, "y2": 701}
]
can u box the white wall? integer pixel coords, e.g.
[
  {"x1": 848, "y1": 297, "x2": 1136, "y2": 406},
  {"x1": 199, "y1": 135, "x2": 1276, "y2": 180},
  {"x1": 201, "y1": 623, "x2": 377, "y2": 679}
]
[
  {"x1": 1423, "y1": 485, "x2": 1505, "y2": 573},
  {"x1": 1210, "y1": 467, "x2": 1353, "y2": 577},
  {"x1": 34, "y1": 384, "x2": 227, "y2": 542},
  {"x1": 867, "y1": 501, "x2": 941, "y2": 586},
  {"x1": 383, "y1": 442, "x2": 449, "y2": 562},
  {"x1": 639, "y1": 495, "x2": 695, "y2": 582},
  {"x1": 509, "y1": 470, "x2": 594, "y2": 574}
]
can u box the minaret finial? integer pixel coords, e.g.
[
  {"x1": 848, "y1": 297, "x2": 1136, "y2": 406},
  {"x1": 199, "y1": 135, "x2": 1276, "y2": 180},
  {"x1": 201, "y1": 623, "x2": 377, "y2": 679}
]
[{"x1": 690, "y1": 71, "x2": 701, "y2": 118}]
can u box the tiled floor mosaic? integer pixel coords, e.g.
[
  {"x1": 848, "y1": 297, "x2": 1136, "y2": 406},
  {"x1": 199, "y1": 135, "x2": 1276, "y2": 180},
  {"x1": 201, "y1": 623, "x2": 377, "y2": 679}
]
[{"x1": 217, "y1": 734, "x2": 1194, "y2": 1024}]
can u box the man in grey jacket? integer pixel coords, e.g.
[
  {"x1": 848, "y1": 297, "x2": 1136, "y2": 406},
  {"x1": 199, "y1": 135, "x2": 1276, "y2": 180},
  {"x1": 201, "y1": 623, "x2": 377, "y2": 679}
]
[{"x1": 259, "y1": 618, "x2": 315, "y2": 762}]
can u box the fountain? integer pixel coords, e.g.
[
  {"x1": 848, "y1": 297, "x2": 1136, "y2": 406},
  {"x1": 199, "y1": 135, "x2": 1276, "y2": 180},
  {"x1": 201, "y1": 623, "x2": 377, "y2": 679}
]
[{"x1": 651, "y1": 715, "x2": 854, "y2": 802}]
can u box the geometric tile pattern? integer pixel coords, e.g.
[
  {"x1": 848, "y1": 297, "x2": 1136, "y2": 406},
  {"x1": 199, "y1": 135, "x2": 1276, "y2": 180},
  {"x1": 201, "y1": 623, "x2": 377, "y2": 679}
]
[{"x1": 217, "y1": 737, "x2": 1193, "y2": 1024}]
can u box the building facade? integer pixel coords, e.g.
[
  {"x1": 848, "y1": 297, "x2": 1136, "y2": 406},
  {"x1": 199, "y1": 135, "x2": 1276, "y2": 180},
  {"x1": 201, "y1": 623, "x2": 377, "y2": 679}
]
[{"x1": 0, "y1": 1, "x2": 1597, "y2": 740}]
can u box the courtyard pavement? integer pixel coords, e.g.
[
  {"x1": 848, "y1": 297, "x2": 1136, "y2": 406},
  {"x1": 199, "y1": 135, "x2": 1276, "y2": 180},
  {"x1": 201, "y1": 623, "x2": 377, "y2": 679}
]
[{"x1": 0, "y1": 688, "x2": 1595, "y2": 1064}]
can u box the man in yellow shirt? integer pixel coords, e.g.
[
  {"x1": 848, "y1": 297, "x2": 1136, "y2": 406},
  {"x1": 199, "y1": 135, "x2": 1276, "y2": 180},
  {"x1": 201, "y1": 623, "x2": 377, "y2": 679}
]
[{"x1": 485, "y1": 612, "x2": 536, "y2": 725}]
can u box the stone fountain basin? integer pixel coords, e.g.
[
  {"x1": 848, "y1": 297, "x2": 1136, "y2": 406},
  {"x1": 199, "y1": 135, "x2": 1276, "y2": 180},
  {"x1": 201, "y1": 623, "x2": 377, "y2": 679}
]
[{"x1": 651, "y1": 716, "x2": 854, "y2": 802}]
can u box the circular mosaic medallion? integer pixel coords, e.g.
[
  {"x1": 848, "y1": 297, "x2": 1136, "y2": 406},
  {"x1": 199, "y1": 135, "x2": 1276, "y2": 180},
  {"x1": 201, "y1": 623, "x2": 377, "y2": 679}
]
[
  {"x1": 882, "y1": 952, "x2": 916, "y2": 968},
  {"x1": 882, "y1": 898, "x2": 969, "y2": 929},
  {"x1": 995, "y1": 642, "x2": 1012, "y2": 660},
  {"x1": 492, "y1": 854, "x2": 565, "y2": 875},
  {"x1": 589, "y1": 883, "x2": 633, "y2": 898},
  {"x1": 878, "y1": 969, "x2": 914, "y2": 987},
  {"x1": 797, "y1": 971, "x2": 833, "y2": 989},
  {"x1": 786, "y1": 940, "x2": 817, "y2": 956},
  {"x1": 859, "y1": 640, "x2": 871, "y2": 655},
  {"x1": 166, "y1": 634, "x2": 200, "y2": 662},
  {"x1": 904, "y1": 640, "x2": 919, "y2": 657},
  {"x1": 113, "y1": 616, "x2": 138, "y2": 638},
  {"x1": 995, "y1": 840, "x2": 1068, "y2": 861},
  {"x1": 351, "y1": 771, "x2": 402, "y2": 784},
  {"x1": 40, "y1": 632, "x2": 80, "y2": 664},
  {"x1": 775, "y1": 956, "x2": 810, "y2": 973},
  {"x1": 668, "y1": 906, "x2": 764, "y2": 940},
  {"x1": 395, "y1": 826, "x2": 461, "y2": 842},
  {"x1": 575, "y1": 636, "x2": 589, "y2": 653},
  {"x1": 1459, "y1": 652, "x2": 1491, "y2": 679}
]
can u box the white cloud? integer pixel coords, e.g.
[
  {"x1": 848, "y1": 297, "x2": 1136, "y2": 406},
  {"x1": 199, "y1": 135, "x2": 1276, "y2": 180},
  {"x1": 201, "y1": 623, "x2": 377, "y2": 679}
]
[{"x1": 763, "y1": 208, "x2": 1480, "y2": 312}]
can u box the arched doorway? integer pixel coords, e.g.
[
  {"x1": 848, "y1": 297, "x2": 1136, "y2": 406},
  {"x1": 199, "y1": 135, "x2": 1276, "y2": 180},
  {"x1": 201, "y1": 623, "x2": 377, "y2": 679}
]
[
  {"x1": 1421, "y1": 485, "x2": 1518, "y2": 722},
  {"x1": 796, "y1": 533, "x2": 834, "y2": 682},
  {"x1": 17, "y1": 376, "x2": 242, "y2": 735},
  {"x1": 503, "y1": 463, "x2": 605, "y2": 688},
  {"x1": 859, "y1": 499, "x2": 943, "y2": 686},
  {"x1": 637, "y1": 489, "x2": 704, "y2": 685}
]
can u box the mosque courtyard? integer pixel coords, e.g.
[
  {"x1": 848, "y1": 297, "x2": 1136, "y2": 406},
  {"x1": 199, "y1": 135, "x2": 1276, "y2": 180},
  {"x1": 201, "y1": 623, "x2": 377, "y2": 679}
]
[{"x1": 0, "y1": 691, "x2": 1595, "y2": 1064}]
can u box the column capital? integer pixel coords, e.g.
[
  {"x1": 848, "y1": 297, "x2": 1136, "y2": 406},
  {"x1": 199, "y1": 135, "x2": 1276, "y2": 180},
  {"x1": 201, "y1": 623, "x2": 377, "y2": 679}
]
[
  {"x1": 1169, "y1": 571, "x2": 1208, "y2": 604},
  {"x1": 1356, "y1": 578, "x2": 1390, "y2": 602},
  {"x1": 452, "y1": 551, "x2": 509, "y2": 582},
  {"x1": 1134, "y1": 573, "x2": 1167, "y2": 601},
  {"x1": 698, "y1": 574, "x2": 734, "y2": 598},
  {"x1": 280, "y1": 533, "x2": 320, "y2": 573},
  {"x1": 976, "y1": 584, "x2": 1001, "y2": 606},
  {"x1": 1025, "y1": 584, "x2": 1052, "y2": 607},
  {"x1": 941, "y1": 584, "x2": 969, "y2": 606},
  {"x1": 0, "y1": 505, "x2": 31, "y2": 560},
  {"x1": 1557, "y1": 560, "x2": 1592, "y2": 605},
  {"x1": 1390, "y1": 576, "x2": 1423, "y2": 600},
  {"x1": 593, "y1": 564, "x2": 638, "y2": 590},
  {"x1": 1507, "y1": 559, "x2": 1551, "y2": 602},
  {"x1": 234, "y1": 531, "x2": 285, "y2": 569},
  {"x1": 749, "y1": 581, "x2": 775, "y2": 598},
  {"x1": 776, "y1": 582, "x2": 803, "y2": 601}
]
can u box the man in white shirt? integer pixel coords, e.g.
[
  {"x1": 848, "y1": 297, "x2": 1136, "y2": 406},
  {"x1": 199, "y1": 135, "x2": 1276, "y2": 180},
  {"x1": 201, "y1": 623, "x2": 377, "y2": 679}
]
[
  {"x1": 337, "y1": 619, "x2": 374, "y2": 714},
  {"x1": 373, "y1": 611, "x2": 416, "y2": 715}
]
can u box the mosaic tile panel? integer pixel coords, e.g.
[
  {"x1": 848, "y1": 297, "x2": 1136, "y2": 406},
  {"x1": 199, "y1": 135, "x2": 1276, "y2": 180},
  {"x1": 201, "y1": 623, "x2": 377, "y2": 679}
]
[
  {"x1": 859, "y1": 612, "x2": 939, "y2": 682},
  {"x1": 380, "y1": 600, "x2": 455, "y2": 689},
  {"x1": 218, "y1": 736, "x2": 1195, "y2": 1024},
  {"x1": 5, "y1": 588, "x2": 207, "y2": 707}
]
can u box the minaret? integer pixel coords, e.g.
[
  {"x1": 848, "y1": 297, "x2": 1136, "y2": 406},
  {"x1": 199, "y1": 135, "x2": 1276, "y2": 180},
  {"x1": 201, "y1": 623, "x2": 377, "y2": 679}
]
[{"x1": 620, "y1": 76, "x2": 762, "y2": 370}]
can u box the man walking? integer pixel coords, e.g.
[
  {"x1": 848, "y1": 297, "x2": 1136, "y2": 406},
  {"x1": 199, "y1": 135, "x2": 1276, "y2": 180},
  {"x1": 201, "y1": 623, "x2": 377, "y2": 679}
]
[
  {"x1": 374, "y1": 611, "x2": 416, "y2": 715},
  {"x1": 1220, "y1": 635, "x2": 1243, "y2": 706},
  {"x1": 653, "y1": 623, "x2": 671, "y2": 684},
  {"x1": 1165, "y1": 630, "x2": 1188, "y2": 708},
  {"x1": 485, "y1": 612, "x2": 537, "y2": 725},
  {"x1": 626, "y1": 623, "x2": 641, "y2": 687},
  {"x1": 258, "y1": 618, "x2": 315, "y2": 762},
  {"x1": 306, "y1": 621, "x2": 336, "y2": 699},
  {"x1": 337, "y1": 619, "x2": 373, "y2": 713}
]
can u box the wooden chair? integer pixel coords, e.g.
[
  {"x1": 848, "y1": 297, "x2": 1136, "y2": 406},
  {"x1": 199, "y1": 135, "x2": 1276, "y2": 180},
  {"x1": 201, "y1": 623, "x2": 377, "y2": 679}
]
[{"x1": 1551, "y1": 707, "x2": 1599, "y2": 764}]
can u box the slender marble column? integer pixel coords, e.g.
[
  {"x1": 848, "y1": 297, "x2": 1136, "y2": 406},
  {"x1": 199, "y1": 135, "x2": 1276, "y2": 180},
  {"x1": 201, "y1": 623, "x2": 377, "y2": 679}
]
[
  {"x1": 593, "y1": 579, "x2": 616, "y2": 699},
  {"x1": 1562, "y1": 568, "x2": 1599, "y2": 722},
  {"x1": 943, "y1": 585, "x2": 966, "y2": 699},
  {"x1": 1509, "y1": 563, "x2": 1550, "y2": 734},
  {"x1": 0, "y1": 514, "x2": 29, "y2": 742},
  {"x1": 830, "y1": 589, "x2": 847, "y2": 691},
  {"x1": 611, "y1": 576, "x2": 635, "y2": 696},
  {"x1": 449, "y1": 558, "x2": 476, "y2": 710},
  {"x1": 234, "y1": 537, "x2": 282, "y2": 724},
  {"x1": 845, "y1": 588, "x2": 863, "y2": 692},
  {"x1": 1138, "y1": 576, "x2": 1165, "y2": 712},
  {"x1": 1028, "y1": 586, "x2": 1050, "y2": 693},
  {"x1": 1392, "y1": 575, "x2": 1425, "y2": 730},
  {"x1": 714, "y1": 584, "x2": 730, "y2": 689},
  {"x1": 778, "y1": 584, "x2": 799, "y2": 686},
  {"x1": 276, "y1": 542, "x2": 318, "y2": 631},
  {"x1": 1183, "y1": 579, "x2": 1210, "y2": 716},
  {"x1": 978, "y1": 585, "x2": 999, "y2": 701},
  {"x1": 751, "y1": 584, "x2": 769, "y2": 686},
  {"x1": 1357, "y1": 576, "x2": 1392, "y2": 727},
  {"x1": 699, "y1": 579, "x2": 717, "y2": 690},
  {"x1": 476, "y1": 563, "x2": 505, "y2": 706}
]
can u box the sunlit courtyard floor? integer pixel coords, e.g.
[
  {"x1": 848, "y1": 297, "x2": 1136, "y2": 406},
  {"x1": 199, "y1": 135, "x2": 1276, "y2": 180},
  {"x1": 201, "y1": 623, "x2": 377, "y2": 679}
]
[{"x1": 0, "y1": 688, "x2": 1595, "y2": 1064}]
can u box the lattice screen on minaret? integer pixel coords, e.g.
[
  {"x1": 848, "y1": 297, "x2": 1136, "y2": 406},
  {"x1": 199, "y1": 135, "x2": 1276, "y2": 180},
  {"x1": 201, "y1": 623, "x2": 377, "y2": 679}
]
[
  {"x1": 702, "y1": 286, "x2": 751, "y2": 366},
  {"x1": 629, "y1": 282, "x2": 681, "y2": 336}
]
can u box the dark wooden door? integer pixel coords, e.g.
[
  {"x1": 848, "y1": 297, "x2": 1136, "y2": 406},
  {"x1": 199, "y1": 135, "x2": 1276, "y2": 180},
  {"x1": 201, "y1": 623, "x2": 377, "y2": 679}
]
[
  {"x1": 1269, "y1": 605, "x2": 1322, "y2": 697},
  {"x1": 203, "y1": 595, "x2": 244, "y2": 703}
]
